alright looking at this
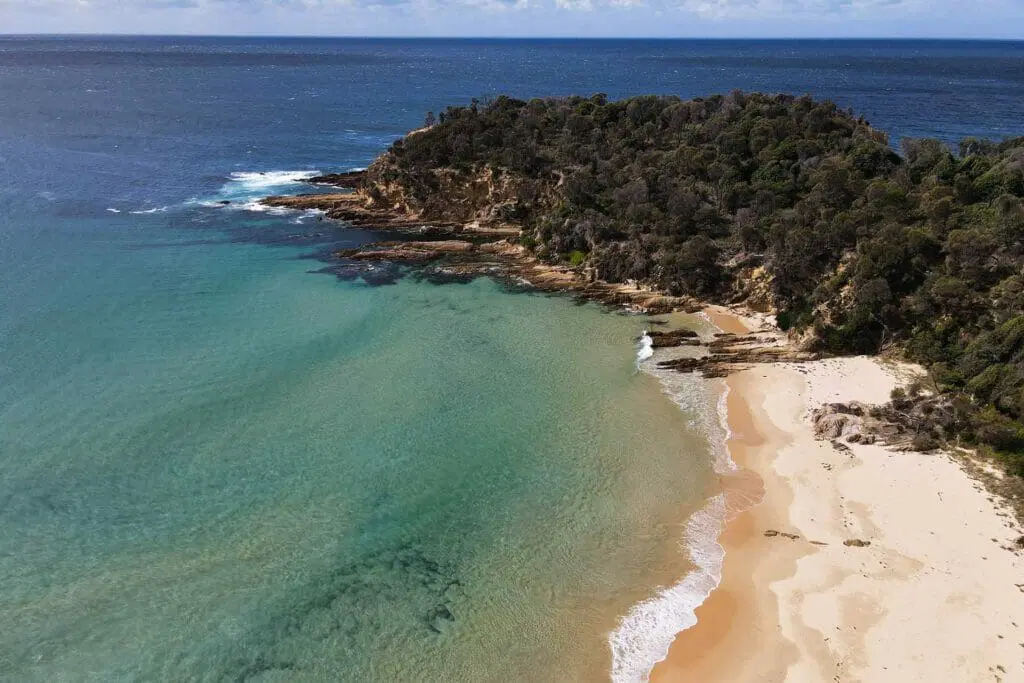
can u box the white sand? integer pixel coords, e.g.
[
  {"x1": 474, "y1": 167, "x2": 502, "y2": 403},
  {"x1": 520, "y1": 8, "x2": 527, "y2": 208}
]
[
  {"x1": 766, "y1": 357, "x2": 1023, "y2": 682},
  {"x1": 652, "y1": 353, "x2": 1024, "y2": 682}
]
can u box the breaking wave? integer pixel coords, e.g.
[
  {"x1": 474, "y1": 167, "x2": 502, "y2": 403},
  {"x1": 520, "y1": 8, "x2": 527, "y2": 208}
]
[
  {"x1": 225, "y1": 170, "x2": 319, "y2": 192},
  {"x1": 612, "y1": 322, "x2": 735, "y2": 682},
  {"x1": 609, "y1": 494, "x2": 727, "y2": 683}
]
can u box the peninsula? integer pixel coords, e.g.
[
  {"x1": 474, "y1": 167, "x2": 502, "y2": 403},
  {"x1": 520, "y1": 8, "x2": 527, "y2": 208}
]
[{"x1": 265, "y1": 92, "x2": 1024, "y2": 681}]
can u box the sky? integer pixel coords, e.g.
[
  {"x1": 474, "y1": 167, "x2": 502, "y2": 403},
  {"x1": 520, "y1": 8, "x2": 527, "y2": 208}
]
[{"x1": 1, "y1": 0, "x2": 1022, "y2": 38}]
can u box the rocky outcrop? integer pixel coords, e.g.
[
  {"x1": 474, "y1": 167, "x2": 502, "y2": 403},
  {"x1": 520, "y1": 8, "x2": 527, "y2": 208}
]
[
  {"x1": 258, "y1": 154, "x2": 739, "y2": 317},
  {"x1": 810, "y1": 394, "x2": 958, "y2": 451},
  {"x1": 307, "y1": 171, "x2": 366, "y2": 189},
  {"x1": 362, "y1": 155, "x2": 556, "y2": 232},
  {"x1": 262, "y1": 193, "x2": 461, "y2": 232},
  {"x1": 657, "y1": 345, "x2": 821, "y2": 378},
  {"x1": 811, "y1": 402, "x2": 874, "y2": 441},
  {"x1": 339, "y1": 240, "x2": 477, "y2": 262},
  {"x1": 647, "y1": 329, "x2": 700, "y2": 348}
]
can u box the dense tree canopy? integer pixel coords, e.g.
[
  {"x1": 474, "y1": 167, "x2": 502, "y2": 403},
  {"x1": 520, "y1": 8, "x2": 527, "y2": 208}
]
[{"x1": 373, "y1": 92, "x2": 1024, "y2": 473}]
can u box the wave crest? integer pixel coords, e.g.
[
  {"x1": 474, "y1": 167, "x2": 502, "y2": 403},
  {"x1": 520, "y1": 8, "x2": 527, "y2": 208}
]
[
  {"x1": 226, "y1": 170, "x2": 319, "y2": 191},
  {"x1": 636, "y1": 331, "x2": 654, "y2": 365},
  {"x1": 609, "y1": 494, "x2": 727, "y2": 683},
  {"x1": 614, "y1": 323, "x2": 734, "y2": 681}
]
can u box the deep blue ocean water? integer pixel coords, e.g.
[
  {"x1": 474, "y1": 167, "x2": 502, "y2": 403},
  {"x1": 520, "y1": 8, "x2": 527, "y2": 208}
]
[{"x1": 1, "y1": 37, "x2": 1023, "y2": 682}]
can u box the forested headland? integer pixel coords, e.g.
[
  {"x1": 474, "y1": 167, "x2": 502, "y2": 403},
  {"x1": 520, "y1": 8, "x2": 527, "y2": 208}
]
[{"x1": 360, "y1": 92, "x2": 1024, "y2": 476}]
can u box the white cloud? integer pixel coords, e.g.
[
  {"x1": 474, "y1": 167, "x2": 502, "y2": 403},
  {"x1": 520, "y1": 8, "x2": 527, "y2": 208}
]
[
  {"x1": 555, "y1": 0, "x2": 594, "y2": 9},
  {"x1": 677, "y1": 0, "x2": 917, "y2": 20},
  {"x1": 1, "y1": 0, "x2": 1019, "y2": 34},
  {"x1": 0, "y1": 0, "x2": 927, "y2": 16}
]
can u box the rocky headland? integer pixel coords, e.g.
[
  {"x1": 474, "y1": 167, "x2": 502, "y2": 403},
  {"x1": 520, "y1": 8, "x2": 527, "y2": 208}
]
[
  {"x1": 259, "y1": 91, "x2": 1024, "y2": 497},
  {"x1": 255, "y1": 92, "x2": 1024, "y2": 683}
]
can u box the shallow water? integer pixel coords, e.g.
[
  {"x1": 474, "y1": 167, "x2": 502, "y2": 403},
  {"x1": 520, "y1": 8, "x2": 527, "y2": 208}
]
[
  {"x1": 3, "y1": 266, "x2": 719, "y2": 681},
  {"x1": 2, "y1": 36, "x2": 1023, "y2": 682}
]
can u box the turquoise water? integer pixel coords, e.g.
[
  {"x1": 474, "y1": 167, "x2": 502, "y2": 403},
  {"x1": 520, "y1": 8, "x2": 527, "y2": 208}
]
[{"x1": 1, "y1": 226, "x2": 716, "y2": 680}]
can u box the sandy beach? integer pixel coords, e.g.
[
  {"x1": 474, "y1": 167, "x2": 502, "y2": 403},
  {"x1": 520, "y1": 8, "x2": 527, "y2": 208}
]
[{"x1": 651, "y1": 310, "x2": 1024, "y2": 683}]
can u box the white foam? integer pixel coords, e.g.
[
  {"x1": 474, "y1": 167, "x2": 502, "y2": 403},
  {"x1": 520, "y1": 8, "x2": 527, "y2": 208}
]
[
  {"x1": 609, "y1": 494, "x2": 727, "y2": 683},
  {"x1": 106, "y1": 208, "x2": 121, "y2": 213},
  {"x1": 715, "y1": 381, "x2": 737, "y2": 472},
  {"x1": 289, "y1": 208, "x2": 327, "y2": 225},
  {"x1": 636, "y1": 331, "x2": 654, "y2": 364},
  {"x1": 129, "y1": 206, "x2": 169, "y2": 215},
  {"x1": 235, "y1": 200, "x2": 293, "y2": 215},
  {"x1": 187, "y1": 195, "x2": 305, "y2": 216},
  {"x1": 612, "y1": 322, "x2": 737, "y2": 681},
  {"x1": 225, "y1": 170, "x2": 319, "y2": 191}
]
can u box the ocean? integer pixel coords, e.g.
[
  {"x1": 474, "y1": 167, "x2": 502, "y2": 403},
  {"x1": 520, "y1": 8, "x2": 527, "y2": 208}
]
[{"x1": 1, "y1": 37, "x2": 1022, "y2": 682}]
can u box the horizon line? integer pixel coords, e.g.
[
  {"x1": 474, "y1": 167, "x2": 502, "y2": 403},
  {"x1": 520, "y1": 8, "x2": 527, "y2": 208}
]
[{"x1": 2, "y1": 33, "x2": 1024, "y2": 41}]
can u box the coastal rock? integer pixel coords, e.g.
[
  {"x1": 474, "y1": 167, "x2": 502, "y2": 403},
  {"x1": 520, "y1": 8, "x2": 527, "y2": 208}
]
[
  {"x1": 656, "y1": 345, "x2": 821, "y2": 378},
  {"x1": 263, "y1": 192, "x2": 462, "y2": 232},
  {"x1": 337, "y1": 240, "x2": 478, "y2": 262},
  {"x1": 811, "y1": 396, "x2": 954, "y2": 452},
  {"x1": 646, "y1": 329, "x2": 700, "y2": 348},
  {"x1": 814, "y1": 413, "x2": 862, "y2": 440},
  {"x1": 314, "y1": 262, "x2": 404, "y2": 286},
  {"x1": 707, "y1": 335, "x2": 767, "y2": 349},
  {"x1": 344, "y1": 248, "x2": 443, "y2": 261},
  {"x1": 478, "y1": 241, "x2": 526, "y2": 257},
  {"x1": 307, "y1": 171, "x2": 366, "y2": 188},
  {"x1": 811, "y1": 402, "x2": 870, "y2": 440}
]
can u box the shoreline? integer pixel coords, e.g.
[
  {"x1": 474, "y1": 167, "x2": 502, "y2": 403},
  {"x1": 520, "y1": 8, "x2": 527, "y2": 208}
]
[
  {"x1": 259, "y1": 185, "x2": 705, "y2": 316},
  {"x1": 651, "y1": 310, "x2": 1024, "y2": 683},
  {"x1": 262, "y1": 180, "x2": 1024, "y2": 681}
]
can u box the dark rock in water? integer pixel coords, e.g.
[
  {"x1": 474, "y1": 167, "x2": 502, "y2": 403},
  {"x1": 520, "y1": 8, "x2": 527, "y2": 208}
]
[
  {"x1": 339, "y1": 247, "x2": 443, "y2": 262},
  {"x1": 311, "y1": 262, "x2": 404, "y2": 286},
  {"x1": 218, "y1": 200, "x2": 231, "y2": 205},
  {"x1": 359, "y1": 265, "x2": 404, "y2": 286},
  {"x1": 426, "y1": 604, "x2": 456, "y2": 634},
  {"x1": 307, "y1": 171, "x2": 366, "y2": 189},
  {"x1": 646, "y1": 329, "x2": 699, "y2": 348},
  {"x1": 413, "y1": 267, "x2": 481, "y2": 286},
  {"x1": 311, "y1": 264, "x2": 361, "y2": 281},
  {"x1": 657, "y1": 357, "x2": 704, "y2": 373},
  {"x1": 337, "y1": 240, "x2": 477, "y2": 263}
]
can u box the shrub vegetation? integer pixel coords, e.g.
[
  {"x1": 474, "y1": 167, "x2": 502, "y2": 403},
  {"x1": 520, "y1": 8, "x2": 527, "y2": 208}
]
[{"x1": 377, "y1": 92, "x2": 1024, "y2": 473}]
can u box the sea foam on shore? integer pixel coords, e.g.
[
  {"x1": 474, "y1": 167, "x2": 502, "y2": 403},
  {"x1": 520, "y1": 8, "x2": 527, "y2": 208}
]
[
  {"x1": 609, "y1": 492, "x2": 726, "y2": 683},
  {"x1": 610, "y1": 330, "x2": 734, "y2": 682}
]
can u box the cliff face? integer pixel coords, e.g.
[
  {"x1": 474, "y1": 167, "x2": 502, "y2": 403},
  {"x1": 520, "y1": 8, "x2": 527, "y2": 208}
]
[
  {"x1": 362, "y1": 154, "x2": 556, "y2": 227},
  {"x1": 360, "y1": 149, "x2": 793, "y2": 312}
]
